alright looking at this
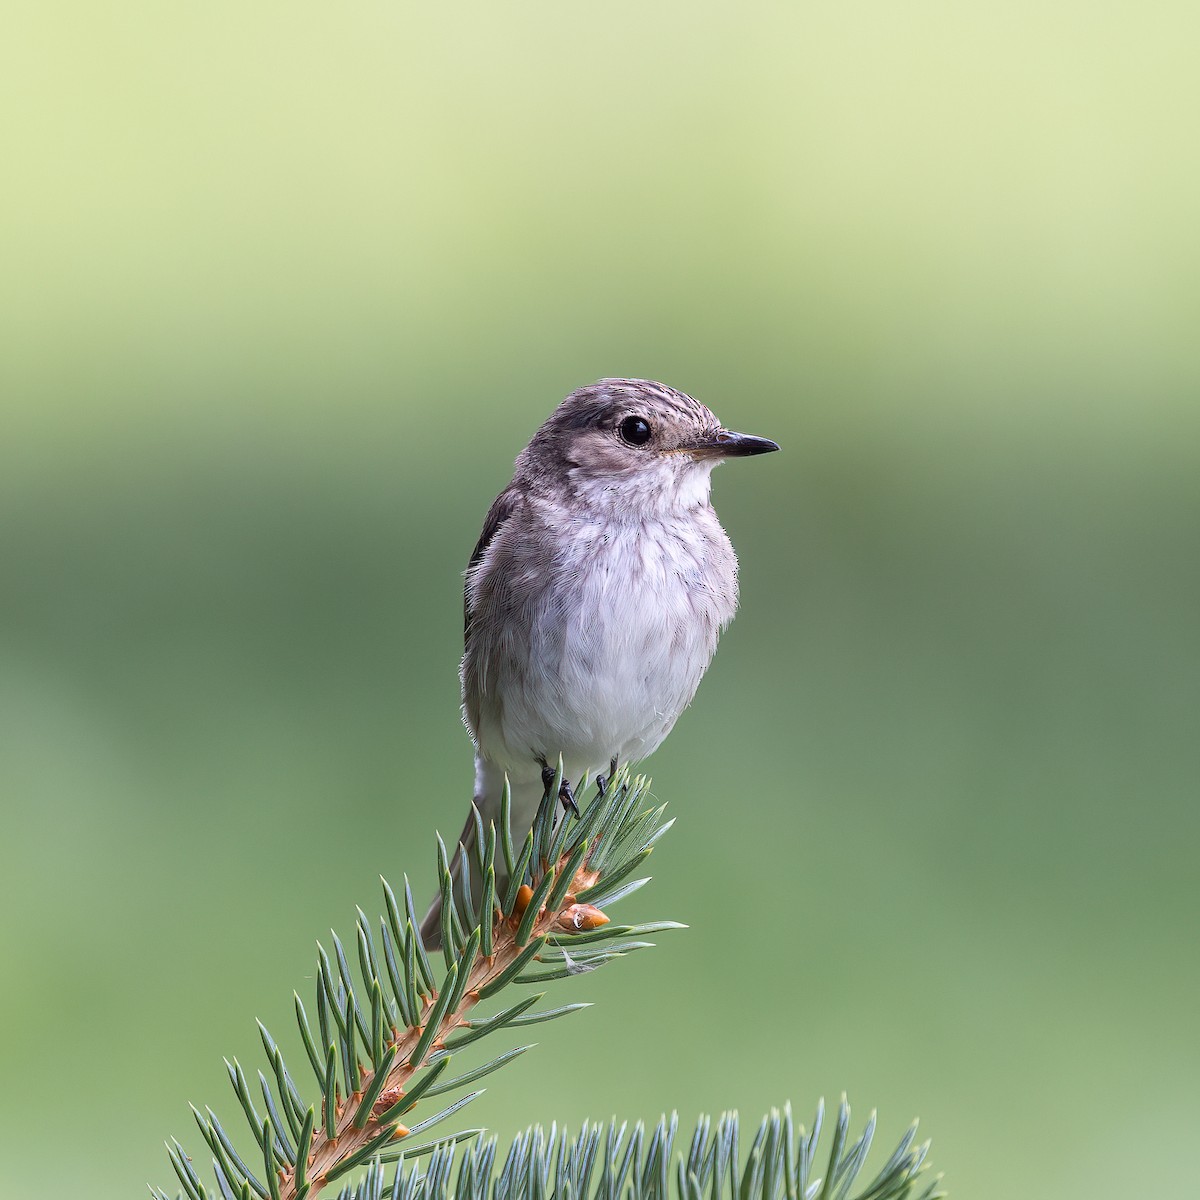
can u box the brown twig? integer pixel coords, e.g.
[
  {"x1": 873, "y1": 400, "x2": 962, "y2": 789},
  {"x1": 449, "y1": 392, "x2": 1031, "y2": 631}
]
[{"x1": 281, "y1": 860, "x2": 601, "y2": 1200}]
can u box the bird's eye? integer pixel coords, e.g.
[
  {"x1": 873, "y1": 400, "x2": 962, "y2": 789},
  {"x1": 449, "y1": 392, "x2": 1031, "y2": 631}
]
[{"x1": 618, "y1": 415, "x2": 653, "y2": 446}]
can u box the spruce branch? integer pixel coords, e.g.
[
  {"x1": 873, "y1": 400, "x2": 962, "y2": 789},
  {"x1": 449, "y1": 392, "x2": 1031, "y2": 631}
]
[
  {"x1": 154, "y1": 770, "x2": 942, "y2": 1200},
  {"x1": 164, "y1": 1101, "x2": 938, "y2": 1200},
  {"x1": 159, "y1": 770, "x2": 678, "y2": 1200}
]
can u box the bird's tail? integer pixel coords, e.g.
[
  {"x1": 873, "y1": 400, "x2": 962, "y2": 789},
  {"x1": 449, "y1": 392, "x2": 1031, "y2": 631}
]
[{"x1": 419, "y1": 759, "x2": 547, "y2": 950}]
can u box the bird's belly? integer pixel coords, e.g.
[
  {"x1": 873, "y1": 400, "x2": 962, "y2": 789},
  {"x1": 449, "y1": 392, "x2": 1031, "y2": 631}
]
[{"x1": 476, "y1": 521, "x2": 733, "y2": 779}]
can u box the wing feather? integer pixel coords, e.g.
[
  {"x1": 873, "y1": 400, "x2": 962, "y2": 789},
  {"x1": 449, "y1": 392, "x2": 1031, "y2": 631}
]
[{"x1": 464, "y1": 486, "x2": 521, "y2": 643}]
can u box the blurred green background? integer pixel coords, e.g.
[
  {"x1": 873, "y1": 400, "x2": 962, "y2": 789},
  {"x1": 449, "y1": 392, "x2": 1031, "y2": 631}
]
[{"x1": 2, "y1": 2, "x2": 1197, "y2": 1197}]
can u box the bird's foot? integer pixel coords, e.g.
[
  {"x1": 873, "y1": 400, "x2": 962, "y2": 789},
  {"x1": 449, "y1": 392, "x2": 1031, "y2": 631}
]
[
  {"x1": 559, "y1": 777, "x2": 580, "y2": 817},
  {"x1": 595, "y1": 756, "x2": 620, "y2": 797},
  {"x1": 540, "y1": 763, "x2": 580, "y2": 817}
]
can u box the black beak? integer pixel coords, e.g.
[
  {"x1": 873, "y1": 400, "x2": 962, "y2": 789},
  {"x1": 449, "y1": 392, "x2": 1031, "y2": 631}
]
[{"x1": 691, "y1": 429, "x2": 781, "y2": 458}]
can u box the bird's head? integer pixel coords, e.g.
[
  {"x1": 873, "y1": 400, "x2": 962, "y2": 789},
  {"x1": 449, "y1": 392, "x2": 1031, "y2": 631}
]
[{"x1": 518, "y1": 379, "x2": 779, "y2": 514}]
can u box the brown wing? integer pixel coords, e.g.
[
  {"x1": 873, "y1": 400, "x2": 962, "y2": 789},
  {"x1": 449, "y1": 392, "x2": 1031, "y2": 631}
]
[{"x1": 464, "y1": 486, "x2": 521, "y2": 643}]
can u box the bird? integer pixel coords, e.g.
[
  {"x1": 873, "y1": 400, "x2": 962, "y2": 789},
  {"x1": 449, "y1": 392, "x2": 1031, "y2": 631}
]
[{"x1": 421, "y1": 378, "x2": 778, "y2": 945}]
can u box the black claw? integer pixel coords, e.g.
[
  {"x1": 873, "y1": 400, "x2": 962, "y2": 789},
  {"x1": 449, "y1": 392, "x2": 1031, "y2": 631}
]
[
  {"x1": 559, "y1": 777, "x2": 580, "y2": 817},
  {"x1": 540, "y1": 761, "x2": 579, "y2": 816},
  {"x1": 597, "y1": 756, "x2": 619, "y2": 797}
]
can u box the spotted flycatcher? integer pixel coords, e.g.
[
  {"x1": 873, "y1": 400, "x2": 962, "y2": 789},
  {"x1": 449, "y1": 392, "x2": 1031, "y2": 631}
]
[{"x1": 422, "y1": 378, "x2": 778, "y2": 944}]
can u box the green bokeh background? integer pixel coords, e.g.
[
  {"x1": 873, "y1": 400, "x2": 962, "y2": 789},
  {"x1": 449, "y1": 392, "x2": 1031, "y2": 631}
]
[{"x1": 3, "y1": 3, "x2": 1197, "y2": 1197}]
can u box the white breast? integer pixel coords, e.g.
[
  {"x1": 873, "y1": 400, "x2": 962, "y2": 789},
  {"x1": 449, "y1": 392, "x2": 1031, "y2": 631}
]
[{"x1": 473, "y1": 504, "x2": 738, "y2": 783}]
